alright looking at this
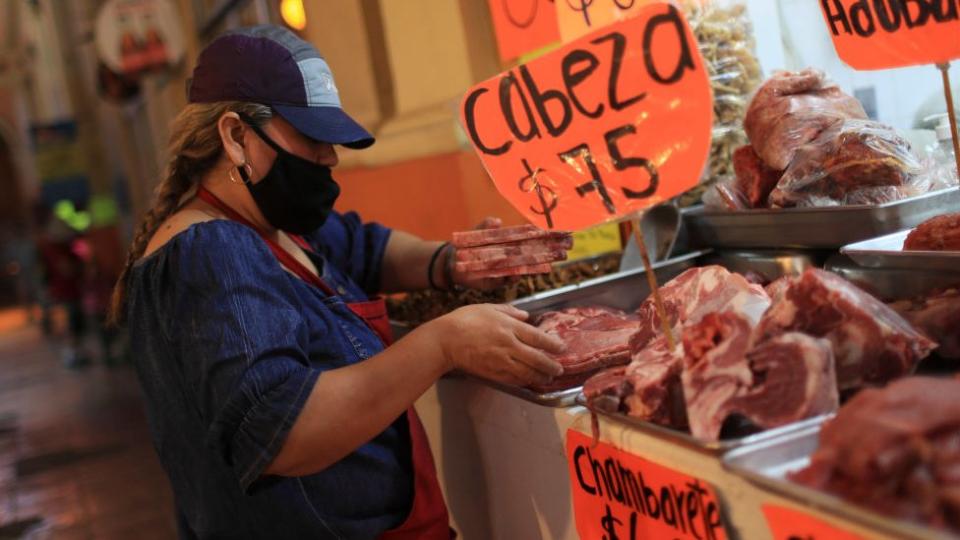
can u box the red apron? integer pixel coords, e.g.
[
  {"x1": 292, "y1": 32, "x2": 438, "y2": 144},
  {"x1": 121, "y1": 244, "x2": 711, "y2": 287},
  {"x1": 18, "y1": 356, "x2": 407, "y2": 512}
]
[{"x1": 196, "y1": 187, "x2": 451, "y2": 539}]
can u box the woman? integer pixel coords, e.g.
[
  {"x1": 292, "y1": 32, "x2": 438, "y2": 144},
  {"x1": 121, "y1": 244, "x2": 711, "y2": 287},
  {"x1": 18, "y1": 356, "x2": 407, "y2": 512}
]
[{"x1": 110, "y1": 25, "x2": 566, "y2": 539}]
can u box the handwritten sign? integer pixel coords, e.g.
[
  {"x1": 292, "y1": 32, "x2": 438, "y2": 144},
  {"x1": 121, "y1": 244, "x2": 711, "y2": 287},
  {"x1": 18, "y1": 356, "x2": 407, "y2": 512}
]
[
  {"x1": 762, "y1": 504, "x2": 866, "y2": 540},
  {"x1": 557, "y1": 0, "x2": 651, "y2": 41},
  {"x1": 487, "y1": 0, "x2": 562, "y2": 62},
  {"x1": 566, "y1": 429, "x2": 727, "y2": 540},
  {"x1": 820, "y1": 0, "x2": 960, "y2": 70},
  {"x1": 461, "y1": 2, "x2": 713, "y2": 231}
]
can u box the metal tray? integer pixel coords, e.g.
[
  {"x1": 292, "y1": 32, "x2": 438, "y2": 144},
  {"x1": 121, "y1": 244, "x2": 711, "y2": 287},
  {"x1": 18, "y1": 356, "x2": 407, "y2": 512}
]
[
  {"x1": 575, "y1": 393, "x2": 830, "y2": 455},
  {"x1": 684, "y1": 187, "x2": 960, "y2": 249},
  {"x1": 477, "y1": 379, "x2": 583, "y2": 407},
  {"x1": 842, "y1": 229, "x2": 960, "y2": 272},
  {"x1": 825, "y1": 254, "x2": 960, "y2": 301},
  {"x1": 697, "y1": 250, "x2": 824, "y2": 282},
  {"x1": 723, "y1": 425, "x2": 954, "y2": 540},
  {"x1": 510, "y1": 250, "x2": 708, "y2": 314}
]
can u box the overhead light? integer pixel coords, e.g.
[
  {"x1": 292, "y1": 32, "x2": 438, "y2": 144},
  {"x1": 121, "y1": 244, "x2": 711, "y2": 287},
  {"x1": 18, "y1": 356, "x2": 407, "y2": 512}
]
[{"x1": 280, "y1": 0, "x2": 307, "y2": 31}]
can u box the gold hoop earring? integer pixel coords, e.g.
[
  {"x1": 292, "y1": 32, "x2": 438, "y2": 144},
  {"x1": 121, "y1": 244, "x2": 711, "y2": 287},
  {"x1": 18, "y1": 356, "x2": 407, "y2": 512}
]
[{"x1": 227, "y1": 163, "x2": 254, "y2": 185}]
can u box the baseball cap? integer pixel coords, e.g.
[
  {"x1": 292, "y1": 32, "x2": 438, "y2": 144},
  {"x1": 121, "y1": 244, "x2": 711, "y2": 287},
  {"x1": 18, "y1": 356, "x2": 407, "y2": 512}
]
[{"x1": 187, "y1": 25, "x2": 374, "y2": 149}]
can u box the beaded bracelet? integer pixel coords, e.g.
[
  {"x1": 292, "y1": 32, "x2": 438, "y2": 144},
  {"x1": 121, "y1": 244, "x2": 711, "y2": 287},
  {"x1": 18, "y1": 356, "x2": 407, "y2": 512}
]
[{"x1": 427, "y1": 242, "x2": 449, "y2": 291}]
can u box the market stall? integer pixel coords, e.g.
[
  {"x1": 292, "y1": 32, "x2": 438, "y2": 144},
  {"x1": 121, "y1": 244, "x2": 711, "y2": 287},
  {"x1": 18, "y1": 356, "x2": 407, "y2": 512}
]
[{"x1": 391, "y1": 1, "x2": 960, "y2": 538}]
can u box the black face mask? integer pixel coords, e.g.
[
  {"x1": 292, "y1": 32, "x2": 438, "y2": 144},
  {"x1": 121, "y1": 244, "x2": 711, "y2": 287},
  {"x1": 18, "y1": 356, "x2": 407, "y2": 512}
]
[{"x1": 238, "y1": 118, "x2": 341, "y2": 235}]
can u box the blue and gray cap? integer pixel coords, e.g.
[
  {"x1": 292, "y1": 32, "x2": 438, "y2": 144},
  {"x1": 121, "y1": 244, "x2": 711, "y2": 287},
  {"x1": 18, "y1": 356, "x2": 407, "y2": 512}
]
[{"x1": 187, "y1": 25, "x2": 374, "y2": 149}]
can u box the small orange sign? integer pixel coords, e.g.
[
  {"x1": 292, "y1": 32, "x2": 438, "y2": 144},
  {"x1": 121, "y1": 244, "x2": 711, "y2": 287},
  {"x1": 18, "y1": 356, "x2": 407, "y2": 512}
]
[
  {"x1": 820, "y1": 0, "x2": 960, "y2": 70},
  {"x1": 566, "y1": 429, "x2": 727, "y2": 540},
  {"x1": 487, "y1": 0, "x2": 562, "y2": 62},
  {"x1": 762, "y1": 504, "x2": 866, "y2": 540},
  {"x1": 461, "y1": 2, "x2": 712, "y2": 231}
]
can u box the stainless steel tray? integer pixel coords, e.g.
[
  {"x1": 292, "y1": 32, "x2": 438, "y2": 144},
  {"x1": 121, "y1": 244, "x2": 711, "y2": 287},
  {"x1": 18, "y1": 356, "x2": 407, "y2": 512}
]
[
  {"x1": 825, "y1": 254, "x2": 960, "y2": 301},
  {"x1": 842, "y1": 229, "x2": 960, "y2": 272},
  {"x1": 575, "y1": 393, "x2": 830, "y2": 455},
  {"x1": 477, "y1": 379, "x2": 582, "y2": 407},
  {"x1": 723, "y1": 425, "x2": 954, "y2": 540},
  {"x1": 684, "y1": 187, "x2": 960, "y2": 249},
  {"x1": 697, "y1": 250, "x2": 823, "y2": 282},
  {"x1": 510, "y1": 250, "x2": 708, "y2": 314}
]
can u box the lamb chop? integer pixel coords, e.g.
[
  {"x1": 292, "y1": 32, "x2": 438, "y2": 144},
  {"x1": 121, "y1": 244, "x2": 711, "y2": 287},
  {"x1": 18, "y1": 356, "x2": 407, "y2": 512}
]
[
  {"x1": 791, "y1": 377, "x2": 960, "y2": 534},
  {"x1": 744, "y1": 69, "x2": 866, "y2": 171},
  {"x1": 756, "y1": 269, "x2": 936, "y2": 391}
]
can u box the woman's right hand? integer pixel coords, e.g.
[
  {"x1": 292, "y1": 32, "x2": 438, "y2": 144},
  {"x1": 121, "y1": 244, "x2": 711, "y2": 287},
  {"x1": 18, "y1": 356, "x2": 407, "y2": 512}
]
[{"x1": 427, "y1": 304, "x2": 565, "y2": 387}]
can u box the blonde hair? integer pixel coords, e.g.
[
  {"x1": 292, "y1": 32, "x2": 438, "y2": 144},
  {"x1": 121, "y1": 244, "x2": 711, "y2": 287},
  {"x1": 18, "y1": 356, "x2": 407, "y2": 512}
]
[{"x1": 108, "y1": 101, "x2": 272, "y2": 326}]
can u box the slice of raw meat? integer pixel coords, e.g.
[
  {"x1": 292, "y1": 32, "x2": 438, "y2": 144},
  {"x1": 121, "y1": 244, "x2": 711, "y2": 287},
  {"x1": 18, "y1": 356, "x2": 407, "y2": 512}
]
[
  {"x1": 890, "y1": 288, "x2": 960, "y2": 360},
  {"x1": 454, "y1": 249, "x2": 567, "y2": 273},
  {"x1": 732, "y1": 144, "x2": 783, "y2": 208},
  {"x1": 452, "y1": 224, "x2": 571, "y2": 248},
  {"x1": 455, "y1": 236, "x2": 574, "y2": 262},
  {"x1": 529, "y1": 306, "x2": 641, "y2": 392},
  {"x1": 632, "y1": 265, "x2": 771, "y2": 351},
  {"x1": 681, "y1": 312, "x2": 838, "y2": 441},
  {"x1": 744, "y1": 68, "x2": 867, "y2": 170},
  {"x1": 904, "y1": 213, "x2": 960, "y2": 251},
  {"x1": 471, "y1": 263, "x2": 553, "y2": 279},
  {"x1": 756, "y1": 268, "x2": 936, "y2": 390},
  {"x1": 790, "y1": 377, "x2": 960, "y2": 534}
]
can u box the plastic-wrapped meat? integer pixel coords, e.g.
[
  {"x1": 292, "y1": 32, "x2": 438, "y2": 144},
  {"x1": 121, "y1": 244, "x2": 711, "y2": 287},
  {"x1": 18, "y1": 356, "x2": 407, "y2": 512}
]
[
  {"x1": 767, "y1": 119, "x2": 924, "y2": 208},
  {"x1": 732, "y1": 145, "x2": 783, "y2": 208},
  {"x1": 790, "y1": 377, "x2": 960, "y2": 534},
  {"x1": 890, "y1": 288, "x2": 960, "y2": 360},
  {"x1": 681, "y1": 312, "x2": 838, "y2": 441},
  {"x1": 756, "y1": 269, "x2": 936, "y2": 390},
  {"x1": 904, "y1": 213, "x2": 960, "y2": 251},
  {"x1": 529, "y1": 306, "x2": 640, "y2": 392},
  {"x1": 632, "y1": 265, "x2": 771, "y2": 351},
  {"x1": 744, "y1": 69, "x2": 867, "y2": 171}
]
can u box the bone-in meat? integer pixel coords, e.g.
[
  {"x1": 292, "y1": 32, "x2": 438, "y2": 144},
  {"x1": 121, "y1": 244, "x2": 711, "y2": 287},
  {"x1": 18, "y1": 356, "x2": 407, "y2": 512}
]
[
  {"x1": 791, "y1": 377, "x2": 960, "y2": 534},
  {"x1": 529, "y1": 306, "x2": 640, "y2": 392},
  {"x1": 756, "y1": 268, "x2": 936, "y2": 390},
  {"x1": 681, "y1": 313, "x2": 838, "y2": 441}
]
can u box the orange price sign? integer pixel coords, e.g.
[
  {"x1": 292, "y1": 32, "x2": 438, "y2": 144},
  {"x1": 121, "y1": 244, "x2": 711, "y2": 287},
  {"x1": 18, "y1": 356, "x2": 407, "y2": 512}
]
[
  {"x1": 762, "y1": 504, "x2": 866, "y2": 540},
  {"x1": 460, "y1": 2, "x2": 712, "y2": 231},
  {"x1": 566, "y1": 429, "x2": 727, "y2": 540},
  {"x1": 487, "y1": 0, "x2": 562, "y2": 62},
  {"x1": 556, "y1": 0, "x2": 653, "y2": 41},
  {"x1": 820, "y1": 0, "x2": 960, "y2": 70}
]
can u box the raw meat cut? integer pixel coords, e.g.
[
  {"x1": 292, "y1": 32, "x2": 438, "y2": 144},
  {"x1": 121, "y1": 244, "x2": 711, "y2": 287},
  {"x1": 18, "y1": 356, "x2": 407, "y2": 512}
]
[
  {"x1": 583, "y1": 336, "x2": 686, "y2": 427},
  {"x1": 756, "y1": 269, "x2": 936, "y2": 390},
  {"x1": 732, "y1": 144, "x2": 783, "y2": 208},
  {"x1": 890, "y1": 288, "x2": 960, "y2": 360},
  {"x1": 529, "y1": 306, "x2": 640, "y2": 392},
  {"x1": 904, "y1": 213, "x2": 960, "y2": 251},
  {"x1": 454, "y1": 236, "x2": 573, "y2": 262},
  {"x1": 744, "y1": 69, "x2": 867, "y2": 171},
  {"x1": 454, "y1": 249, "x2": 567, "y2": 273},
  {"x1": 452, "y1": 224, "x2": 571, "y2": 249},
  {"x1": 791, "y1": 377, "x2": 960, "y2": 534},
  {"x1": 680, "y1": 313, "x2": 838, "y2": 441},
  {"x1": 764, "y1": 276, "x2": 794, "y2": 304},
  {"x1": 632, "y1": 265, "x2": 771, "y2": 351},
  {"x1": 767, "y1": 119, "x2": 923, "y2": 208}
]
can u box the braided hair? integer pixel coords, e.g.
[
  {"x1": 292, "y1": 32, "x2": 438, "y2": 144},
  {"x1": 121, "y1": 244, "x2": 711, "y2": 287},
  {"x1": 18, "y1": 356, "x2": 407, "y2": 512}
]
[{"x1": 108, "y1": 101, "x2": 272, "y2": 326}]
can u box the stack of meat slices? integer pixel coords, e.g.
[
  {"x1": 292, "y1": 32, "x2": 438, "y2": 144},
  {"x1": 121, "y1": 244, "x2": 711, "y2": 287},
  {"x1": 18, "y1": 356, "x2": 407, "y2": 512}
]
[
  {"x1": 452, "y1": 224, "x2": 573, "y2": 279},
  {"x1": 791, "y1": 377, "x2": 960, "y2": 534},
  {"x1": 583, "y1": 267, "x2": 936, "y2": 441}
]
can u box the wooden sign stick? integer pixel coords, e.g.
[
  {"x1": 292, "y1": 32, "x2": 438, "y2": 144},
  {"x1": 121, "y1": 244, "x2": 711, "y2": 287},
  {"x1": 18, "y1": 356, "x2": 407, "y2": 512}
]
[
  {"x1": 938, "y1": 62, "x2": 960, "y2": 181},
  {"x1": 630, "y1": 216, "x2": 676, "y2": 350}
]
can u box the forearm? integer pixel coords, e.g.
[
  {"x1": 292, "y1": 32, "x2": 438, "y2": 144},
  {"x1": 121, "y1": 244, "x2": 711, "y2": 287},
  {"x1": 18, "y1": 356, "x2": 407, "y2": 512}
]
[
  {"x1": 379, "y1": 230, "x2": 448, "y2": 293},
  {"x1": 264, "y1": 323, "x2": 450, "y2": 477}
]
